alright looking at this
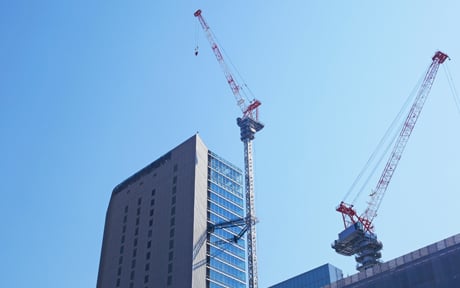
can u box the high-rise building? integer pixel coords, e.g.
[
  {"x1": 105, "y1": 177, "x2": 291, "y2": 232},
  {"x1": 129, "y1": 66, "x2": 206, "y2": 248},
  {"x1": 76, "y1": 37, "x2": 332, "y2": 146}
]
[
  {"x1": 96, "y1": 134, "x2": 247, "y2": 288},
  {"x1": 268, "y1": 263, "x2": 343, "y2": 288}
]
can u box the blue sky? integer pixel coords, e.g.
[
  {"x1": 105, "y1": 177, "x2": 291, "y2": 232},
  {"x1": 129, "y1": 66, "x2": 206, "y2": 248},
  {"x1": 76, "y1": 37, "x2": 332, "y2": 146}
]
[{"x1": 1, "y1": 1, "x2": 460, "y2": 287}]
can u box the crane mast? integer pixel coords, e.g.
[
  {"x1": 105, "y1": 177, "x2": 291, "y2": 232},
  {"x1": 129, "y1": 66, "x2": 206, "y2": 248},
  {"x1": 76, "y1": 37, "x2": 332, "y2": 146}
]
[
  {"x1": 194, "y1": 9, "x2": 263, "y2": 288},
  {"x1": 333, "y1": 51, "x2": 449, "y2": 271}
]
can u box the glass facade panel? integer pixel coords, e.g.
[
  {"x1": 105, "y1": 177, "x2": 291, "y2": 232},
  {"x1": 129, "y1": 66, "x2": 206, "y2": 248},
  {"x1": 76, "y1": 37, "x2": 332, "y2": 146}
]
[{"x1": 207, "y1": 152, "x2": 246, "y2": 288}]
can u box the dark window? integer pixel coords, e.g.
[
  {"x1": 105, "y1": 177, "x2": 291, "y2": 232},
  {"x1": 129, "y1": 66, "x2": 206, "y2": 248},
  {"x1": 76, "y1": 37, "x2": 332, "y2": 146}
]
[
  {"x1": 129, "y1": 282, "x2": 133, "y2": 288},
  {"x1": 131, "y1": 259, "x2": 136, "y2": 269},
  {"x1": 150, "y1": 199, "x2": 155, "y2": 206},
  {"x1": 119, "y1": 256, "x2": 123, "y2": 264},
  {"x1": 167, "y1": 275, "x2": 172, "y2": 286},
  {"x1": 173, "y1": 176, "x2": 177, "y2": 184},
  {"x1": 169, "y1": 240, "x2": 174, "y2": 249},
  {"x1": 171, "y1": 196, "x2": 176, "y2": 205},
  {"x1": 170, "y1": 218, "x2": 175, "y2": 226},
  {"x1": 135, "y1": 227, "x2": 139, "y2": 236},
  {"x1": 149, "y1": 219, "x2": 153, "y2": 227},
  {"x1": 144, "y1": 275, "x2": 149, "y2": 283},
  {"x1": 117, "y1": 267, "x2": 122, "y2": 276},
  {"x1": 168, "y1": 263, "x2": 173, "y2": 273},
  {"x1": 145, "y1": 263, "x2": 150, "y2": 271},
  {"x1": 172, "y1": 186, "x2": 177, "y2": 194},
  {"x1": 173, "y1": 164, "x2": 178, "y2": 172},
  {"x1": 124, "y1": 206, "x2": 128, "y2": 213},
  {"x1": 120, "y1": 246, "x2": 124, "y2": 254},
  {"x1": 123, "y1": 215, "x2": 127, "y2": 223},
  {"x1": 146, "y1": 252, "x2": 151, "y2": 260},
  {"x1": 147, "y1": 241, "x2": 152, "y2": 248},
  {"x1": 116, "y1": 278, "x2": 120, "y2": 287},
  {"x1": 137, "y1": 207, "x2": 141, "y2": 215},
  {"x1": 136, "y1": 218, "x2": 140, "y2": 225},
  {"x1": 168, "y1": 251, "x2": 173, "y2": 261},
  {"x1": 134, "y1": 238, "x2": 138, "y2": 247},
  {"x1": 130, "y1": 271, "x2": 135, "y2": 280},
  {"x1": 170, "y1": 206, "x2": 175, "y2": 216},
  {"x1": 170, "y1": 229, "x2": 175, "y2": 238},
  {"x1": 138, "y1": 198, "x2": 142, "y2": 205},
  {"x1": 150, "y1": 209, "x2": 154, "y2": 216},
  {"x1": 122, "y1": 225, "x2": 126, "y2": 233},
  {"x1": 121, "y1": 235, "x2": 125, "y2": 243},
  {"x1": 151, "y1": 189, "x2": 156, "y2": 196},
  {"x1": 133, "y1": 249, "x2": 137, "y2": 257}
]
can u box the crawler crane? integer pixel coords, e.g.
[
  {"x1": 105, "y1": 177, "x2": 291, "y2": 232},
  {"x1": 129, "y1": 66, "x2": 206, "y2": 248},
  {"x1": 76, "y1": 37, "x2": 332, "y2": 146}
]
[
  {"x1": 332, "y1": 51, "x2": 449, "y2": 271},
  {"x1": 194, "y1": 9, "x2": 263, "y2": 288}
]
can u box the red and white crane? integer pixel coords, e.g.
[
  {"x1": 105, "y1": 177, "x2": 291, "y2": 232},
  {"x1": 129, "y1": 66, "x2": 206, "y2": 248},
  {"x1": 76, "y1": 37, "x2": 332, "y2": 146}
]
[
  {"x1": 332, "y1": 51, "x2": 449, "y2": 271},
  {"x1": 194, "y1": 9, "x2": 263, "y2": 288}
]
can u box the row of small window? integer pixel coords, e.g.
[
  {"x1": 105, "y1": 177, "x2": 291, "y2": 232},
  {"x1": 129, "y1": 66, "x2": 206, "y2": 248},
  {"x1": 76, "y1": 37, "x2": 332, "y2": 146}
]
[
  {"x1": 209, "y1": 246, "x2": 246, "y2": 270},
  {"x1": 209, "y1": 235, "x2": 245, "y2": 258}
]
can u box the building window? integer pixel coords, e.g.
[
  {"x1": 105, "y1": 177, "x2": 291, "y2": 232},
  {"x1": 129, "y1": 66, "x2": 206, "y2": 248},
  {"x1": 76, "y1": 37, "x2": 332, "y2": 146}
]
[
  {"x1": 168, "y1": 251, "x2": 173, "y2": 261},
  {"x1": 135, "y1": 227, "x2": 139, "y2": 236},
  {"x1": 150, "y1": 199, "x2": 155, "y2": 206},
  {"x1": 147, "y1": 240, "x2": 152, "y2": 248},
  {"x1": 145, "y1": 263, "x2": 150, "y2": 271},
  {"x1": 137, "y1": 207, "x2": 141, "y2": 215},
  {"x1": 170, "y1": 206, "x2": 175, "y2": 216},
  {"x1": 134, "y1": 238, "x2": 138, "y2": 247},
  {"x1": 123, "y1": 215, "x2": 127, "y2": 223},
  {"x1": 167, "y1": 275, "x2": 172, "y2": 286},
  {"x1": 146, "y1": 252, "x2": 151, "y2": 260},
  {"x1": 169, "y1": 240, "x2": 174, "y2": 249},
  {"x1": 173, "y1": 164, "x2": 178, "y2": 172},
  {"x1": 149, "y1": 219, "x2": 153, "y2": 227},
  {"x1": 151, "y1": 189, "x2": 156, "y2": 196},
  {"x1": 116, "y1": 278, "x2": 120, "y2": 287},
  {"x1": 148, "y1": 230, "x2": 152, "y2": 237},
  {"x1": 121, "y1": 235, "x2": 125, "y2": 243},
  {"x1": 120, "y1": 246, "x2": 124, "y2": 254},
  {"x1": 171, "y1": 196, "x2": 176, "y2": 205},
  {"x1": 172, "y1": 186, "x2": 177, "y2": 194},
  {"x1": 170, "y1": 217, "x2": 175, "y2": 226},
  {"x1": 119, "y1": 256, "x2": 123, "y2": 264},
  {"x1": 173, "y1": 176, "x2": 177, "y2": 184},
  {"x1": 124, "y1": 206, "x2": 128, "y2": 213},
  {"x1": 131, "y1": 259, "x2": 136, "y2": 269},
  {"x1": 136, "y1": 218, "x2": 140, "y2": 225},
  {"x1": 117, "y1": 267, "x2": 122, "y2": 276},
  {"x1": 138, "y1": 198, "x2": 142, "y2": 205},
  {"x1": 133, "y1": 249, "x2": 137, "y2": 257},
  {"x1": 129, "y1": 282, "x2": 134, "y2": 288},
  {"x1": 168, "y1": 263, "x2": 173, "y2": 273},
  {"x1": 169, "y1": 229, "x2": 175, "y2": 238},
  {"x1": 122, "y1": 225, "x2": 126, "y2": 233},
  {"x1": 144, "y1": 275, "x2": 149, "y2": 283},
  {"x1": 130, "y1": 271, "x2": 135, "y2": 280},
  {"x1": 150, "y1": 209, "x2": 154, "y2": 216}
]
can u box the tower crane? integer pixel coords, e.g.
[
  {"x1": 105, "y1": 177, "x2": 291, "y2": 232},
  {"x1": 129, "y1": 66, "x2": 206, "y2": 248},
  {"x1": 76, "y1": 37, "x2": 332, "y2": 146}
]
[
  {"x1": 332, "y1": 51, "x2": 449, "y2": 272},
  {"x1": 194, "y1": 9, "x2": 264, "y2": 288}
]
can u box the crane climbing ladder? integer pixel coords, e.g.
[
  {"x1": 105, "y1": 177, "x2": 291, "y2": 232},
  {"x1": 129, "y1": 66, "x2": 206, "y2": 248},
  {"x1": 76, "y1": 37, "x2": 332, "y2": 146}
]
[
  {"x1": 194, "y1": 9, "x2": 263, "y2": 288},
  {"x1": 332, "y1": 51, "x2": 449, "y2": 272}
]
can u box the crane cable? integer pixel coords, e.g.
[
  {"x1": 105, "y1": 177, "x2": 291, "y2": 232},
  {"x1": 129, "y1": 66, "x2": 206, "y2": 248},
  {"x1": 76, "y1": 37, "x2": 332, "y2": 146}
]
[
  {"x1": 343, "y1": 70, "x2": 427, "y2": 205},
  {"x1": 443, "y1": 63, "x2": 460, "y2": 117}
]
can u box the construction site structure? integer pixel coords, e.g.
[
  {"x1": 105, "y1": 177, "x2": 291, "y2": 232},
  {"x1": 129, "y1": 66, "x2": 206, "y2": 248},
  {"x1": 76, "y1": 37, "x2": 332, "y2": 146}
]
[
  {"x1": 332, "y1": 51, "x2": 449, "y2": 272},
  {"x1": 194, "y1": 9, "x2": 264, "y2": 288}
]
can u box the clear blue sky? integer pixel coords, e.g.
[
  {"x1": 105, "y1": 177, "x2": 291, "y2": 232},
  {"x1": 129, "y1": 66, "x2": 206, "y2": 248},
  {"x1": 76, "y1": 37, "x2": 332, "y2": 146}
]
[{"x1": 1, "y1": 1, "x2": 460, "y2": 287}]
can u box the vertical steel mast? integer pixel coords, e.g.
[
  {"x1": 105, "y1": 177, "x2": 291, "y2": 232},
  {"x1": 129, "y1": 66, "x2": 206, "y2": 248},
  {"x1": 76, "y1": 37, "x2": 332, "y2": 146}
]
[{"x1": 194, "y1": 9, "x2": 264, "y2": 288}]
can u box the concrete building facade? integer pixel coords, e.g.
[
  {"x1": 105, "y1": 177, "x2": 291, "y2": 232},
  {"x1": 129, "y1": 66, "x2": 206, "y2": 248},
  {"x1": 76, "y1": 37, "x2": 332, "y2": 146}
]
[{"x1": 97, "y1": 135, "x2": 246, "y2": 288}]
